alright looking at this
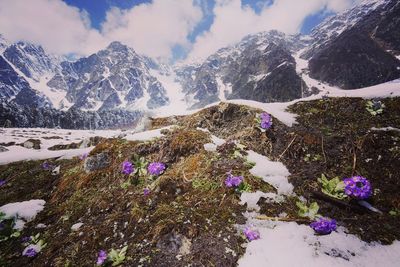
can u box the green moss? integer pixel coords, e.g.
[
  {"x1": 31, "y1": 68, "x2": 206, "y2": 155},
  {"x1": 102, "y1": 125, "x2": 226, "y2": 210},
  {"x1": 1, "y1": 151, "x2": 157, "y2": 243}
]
[{"x1": 192, "y1": 178, "x2": 220, "y2": 191}]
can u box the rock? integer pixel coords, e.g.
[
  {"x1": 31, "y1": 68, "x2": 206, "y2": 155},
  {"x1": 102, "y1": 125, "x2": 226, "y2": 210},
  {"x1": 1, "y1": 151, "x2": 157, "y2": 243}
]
[
  {"x1": 84, "y1": 153, "x2": 110, "y2": 173},
  {"x1": 156, "y1": 231, "x2": 191, "y2": 255},
  {"x1": 22, "y1": 139, "x2": 41, "y2": 149},
  {"x1": 0, "y1": 146, "x2": 8, "y2": 152},
  {"x1": 79, "y1": 136, "x2": 105, "y2": 148},
  {"x1": 52, "y1": 166, "x2": 60, "y2": 176},
  {"x1": 48, "y1": 142, "x2": 80, "y2": 151},
  {"x1": 71, "y1": 222, "x2": 84, "y2": 231}
]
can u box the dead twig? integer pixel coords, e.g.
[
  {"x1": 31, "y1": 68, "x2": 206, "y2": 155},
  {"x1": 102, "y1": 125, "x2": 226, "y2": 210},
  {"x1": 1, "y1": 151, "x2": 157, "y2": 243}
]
[
  {"x1": 255, "y1": 215, "x2": 310, "y2": 223},
  {"x1": 219, "y1": 193, "x2": 226, "y2": 206},
  {"x1": 352, "y1": 149, "x2": 357, "y2": 176},
  {"x1": 321, "y1": 136, "x2": 327, "y2": 163},
  {"x1": 182, "y1": 170, "x2": 192, "y2": 183},
  {"x1": 311, "y1": 191, "x2": 369, "y2": 213},
  {"x1": 278, "y1": 135, "x2": 297, "y2": 160}
]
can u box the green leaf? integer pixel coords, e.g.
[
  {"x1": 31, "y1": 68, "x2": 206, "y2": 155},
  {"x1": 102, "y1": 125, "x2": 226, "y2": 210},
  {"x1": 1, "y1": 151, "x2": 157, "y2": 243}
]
[
  {"x1": 108, "y1": 246, "x2": 128, "y2": 266},
  {"x1": 389, "y1": 210, "x2": 399, "y2": 216},
  {"x1": 237, "y1": 182, "x2": 252, "y2": 193},
  {"x1": 10, "y1": 231, "x2": 21, "y2": 238},
  {"x1": 318, "y1": 174, "x2": 347, "y2": 200},
  {"x1": 296, "y1": 201, "x2": 320, "y2": 219}
]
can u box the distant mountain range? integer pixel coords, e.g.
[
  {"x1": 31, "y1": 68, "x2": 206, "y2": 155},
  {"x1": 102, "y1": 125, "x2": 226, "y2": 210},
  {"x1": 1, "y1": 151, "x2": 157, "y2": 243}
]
[{"x1": 0, "y1": 0, "x2": 399, "y2": 129}]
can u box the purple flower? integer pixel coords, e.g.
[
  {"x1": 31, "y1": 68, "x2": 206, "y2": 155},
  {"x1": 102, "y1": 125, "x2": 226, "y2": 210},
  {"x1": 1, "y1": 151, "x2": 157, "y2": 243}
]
[
  {"x1": 144, "y1": 188, "x2": 151, "y2": 196},
  {"x1": 260, "y1": 112, "x2": 272, "y2": 130},
  {"x1": 343, "y1": 176, "x2": 372, "y2": 199},
  {"x1": 225, "y1": 173, "x2": 243, "y2": 188},
  {"x1": 243, "y1": 227, "x2": 260, "y2": 241},
  {"x1": 147, "y1": 162, "x2": 166, "y2": 176},
  {"x1": 121, "y1": 161, "x2": 134, "y2": 175},
  {"x1": 41, "y1": 162, "x2": 52, "y2": 170},
  {"x1": 21, "y1": 236, "x2": 31, "y2": 243},
  {"x1": 310, "y1": 218, "x2": 337, "y2": 235},
  {"x1": 96, "y1": 250, "x2": 108, "y2": 265},
  {"x1": 0, "y1": 179, "x2": 6, "y2": 187},
  {"x1": 79, "y1": 153, "x2": 88, "y2": 160},
  {"x1": 23, "y1": 247, "x2": 38, "y2": 257}
]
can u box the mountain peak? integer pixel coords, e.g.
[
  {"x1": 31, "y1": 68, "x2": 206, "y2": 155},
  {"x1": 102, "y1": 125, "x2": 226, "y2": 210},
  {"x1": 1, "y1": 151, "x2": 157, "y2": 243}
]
[{"x1": 106, "y1": 41, "x2": 131, "y2": 53}]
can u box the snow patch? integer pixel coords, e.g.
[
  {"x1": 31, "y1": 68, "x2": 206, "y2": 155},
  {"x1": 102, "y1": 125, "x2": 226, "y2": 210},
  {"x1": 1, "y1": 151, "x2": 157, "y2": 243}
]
[
  {"x1": 149, "y1": 70, "x2": 191, "y2": 116},
  {"x1": 238, "y1": 221, "x2": 400, "y2": 267},
  {"x1": 240, "y1": 191, "x2": 281, "y2": 211},
  {"x1": 124, "y1": 126, "x2": 173, "y2": 142},
  {"x1": 0, "y1": 200, "x2": 46, "y2": 229},
  {"x1": 246, "y1": 150, "x2": 293, "y2": 195}
]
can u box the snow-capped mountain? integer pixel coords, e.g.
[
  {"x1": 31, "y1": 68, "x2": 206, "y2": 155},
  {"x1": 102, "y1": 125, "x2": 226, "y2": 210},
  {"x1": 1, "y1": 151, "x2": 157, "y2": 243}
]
[
  {"x1": 0, "y1": 34, "x2": 8, "y2": 53},
  {"x1": 0, "y1": 38, "x2": 143, "y2": 129},
  {"x1": 301, "y1": 0, "x2": 391, "y2": 59},
  {"x1": 304, "y1": 0, "x2": 400, "y2": 88},
  {"x1": 48, "y1": 41, "x2": 169, "y2": 111},
  {"x1": 0, "y1": 55, "x2": 31, "y2": 99},
  {"x1": 3, "y1": 42, "x2": 61, "y2": 82},
  {"x1": 175, "y1": 31, "x2": 310, "y2": 108}
]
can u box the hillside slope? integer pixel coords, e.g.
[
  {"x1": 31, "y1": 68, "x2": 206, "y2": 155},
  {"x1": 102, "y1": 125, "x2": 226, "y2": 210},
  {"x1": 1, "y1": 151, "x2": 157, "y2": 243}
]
[{"x1": 1, "y1": 95, "x2": 399, "y2": 266}]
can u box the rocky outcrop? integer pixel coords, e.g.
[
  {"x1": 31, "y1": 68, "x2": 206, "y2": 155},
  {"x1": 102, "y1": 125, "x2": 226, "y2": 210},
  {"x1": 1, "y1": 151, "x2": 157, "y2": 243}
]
[
  {"x1": 309, "y1": 29, "x2": 400, "y2": 89},
  {"x1": 83, "y1": 153, "x2": 110, "y2": 173}
]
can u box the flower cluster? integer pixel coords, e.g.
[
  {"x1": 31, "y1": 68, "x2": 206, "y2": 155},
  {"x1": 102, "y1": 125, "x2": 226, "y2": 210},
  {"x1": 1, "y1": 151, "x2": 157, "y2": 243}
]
[
  {"x1": 21, "y1": 234, "x2": 46, "y2": 257},
  {"x1": 97, "y1": 250, "x2": 108, "y2": 265},
  {"x1": 96, "y1": 246, "x2": 128, "y2": 266},
  {"x1": 260, "y1": 112, "x2": 273, "y2": 130},
  {"x1": 225, "y1": 173, "x2": 243, "y2": 188},
  {"x1": 143, "y1": 188, "x2": 151, "y2": 196},
  {"x1": 0, "y1": 179, "x2": 6, "y2": 187},
  {"x1": 366, "y1": 99, "x2": 385, "y2": 116},
  {"x1": 41, "y1": 162, "x2": 53, "y2": 170},
  {"x1": 147, "y1": 162, "x2": 166, "y2": 176},
  {"x1": 121, "y1": 161, "x2": 134, "y2": 175},
  {"x1": 22, "y1": 246, "x2": 38, "y2": 257},
  {"x1": 21, "y1": 236, "x2": 31, "y2": 244},
  {"x1": 310, "y1": 218, "x2": 336, "y2": 235},
  {"x1": 343, "y1": 176, "x2": 372, "y2": 199},
  {"x1": 243, "y1": 227, "x2": 260, "y2": 241}
]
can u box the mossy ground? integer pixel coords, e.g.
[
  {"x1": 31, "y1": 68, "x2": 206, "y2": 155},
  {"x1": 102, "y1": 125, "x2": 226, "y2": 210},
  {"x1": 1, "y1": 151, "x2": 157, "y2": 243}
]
[{"x1": 1, "y1": 97, "x2": 399, "y2": 266}]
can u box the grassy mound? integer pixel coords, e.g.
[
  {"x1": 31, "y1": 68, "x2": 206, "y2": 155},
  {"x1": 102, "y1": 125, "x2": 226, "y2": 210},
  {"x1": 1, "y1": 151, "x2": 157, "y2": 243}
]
[{"x1": 1, "y1": 97, "x2": 399, "y2": 266}]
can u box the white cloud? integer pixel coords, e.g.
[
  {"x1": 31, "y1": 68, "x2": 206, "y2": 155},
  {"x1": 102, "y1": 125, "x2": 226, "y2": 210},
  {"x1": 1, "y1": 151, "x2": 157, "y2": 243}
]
[
  {"x1": 186, "y1": 0, "x2": 356, "y2": 62},
  {"x1": 0, "y1": 0, "x2": 202, "y2": 59},
  {"x1": 0, "y1": 0, "x2": 360, "y2": 61},
  {"x1": 0, "y1": 0, "x2": 106, "y2": 56},
  {"x1": 101, "y1": 0, "x2": 203, "y2": 59}
]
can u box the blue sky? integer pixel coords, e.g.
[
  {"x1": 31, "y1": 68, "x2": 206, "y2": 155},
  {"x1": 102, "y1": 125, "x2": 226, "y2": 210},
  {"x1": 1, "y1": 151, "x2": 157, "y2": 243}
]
[
  {"x1": 64, "y1": 0, "x2": 330, "y2": 35},
  {"x1": 0, "y1": 0, "x2": 356, "y2": 61},
  {"x1": 60, "y1": 0, "x2": 334, "y2": 60}
]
